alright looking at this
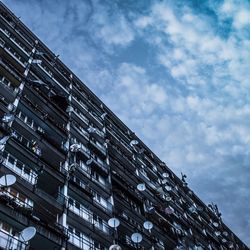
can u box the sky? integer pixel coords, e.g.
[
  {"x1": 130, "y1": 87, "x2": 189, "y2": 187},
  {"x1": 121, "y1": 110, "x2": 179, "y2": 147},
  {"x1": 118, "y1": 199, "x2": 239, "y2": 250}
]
[{"x1": 3, "y1": 0, "x2": 250, "y2": 246}]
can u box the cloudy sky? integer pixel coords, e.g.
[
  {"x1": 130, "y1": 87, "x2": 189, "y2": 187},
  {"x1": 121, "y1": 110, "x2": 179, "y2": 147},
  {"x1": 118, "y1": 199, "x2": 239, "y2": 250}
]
[{"x1": 3, "y1": 0, "x2": 250, "y2": 245}]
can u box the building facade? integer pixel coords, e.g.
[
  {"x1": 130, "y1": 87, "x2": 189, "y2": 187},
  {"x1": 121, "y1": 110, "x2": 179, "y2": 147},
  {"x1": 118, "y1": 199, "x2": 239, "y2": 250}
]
[{"x1": 0, "y1": 2, "x2": 248, "y2": 250}]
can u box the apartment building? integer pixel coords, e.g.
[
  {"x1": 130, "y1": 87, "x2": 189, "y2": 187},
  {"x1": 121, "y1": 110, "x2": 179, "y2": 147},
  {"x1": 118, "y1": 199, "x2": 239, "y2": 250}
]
[{"x1": 0, "y1": 2, "x2": 248, "y2": 250}]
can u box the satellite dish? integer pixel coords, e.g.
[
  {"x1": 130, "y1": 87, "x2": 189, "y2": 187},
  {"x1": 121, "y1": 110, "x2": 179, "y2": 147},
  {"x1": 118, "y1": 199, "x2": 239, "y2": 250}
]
[
  {"x1": 212, "y1": 222, "x2": 219, "y2": 227},
  {"x1": 228, "y1": 242, "x2": 234, "y2": 249},
  {"x1": 131, "y1": 233, "x2": 142, "y2": 243},
  {"x1": 162, "y1": 179, "x2": 168, "y2": 184},
  {"x1": 86, "y1": 158, "x2": 93, "y2": 166},
  {"x1": 108, "y1": 218, "x2": 120, "y2": 228},
  {"x1": 70, "y1": 143, "x2": 81, "y2": 152},
  {"x1": 164, "y1": 207, "x2": 175, "y2": 215},
  {"x1": 156, "y1": 187, "x2": 165, "y2": 194},
  {"x1": 130, "y1": 140, "x2": 138, "y2": 147},
  {"x1": 109, "y1": 244, "x2": 121, "y2": 250},
  {"x1": 143, "y1": 221, "x2": 153, "y2": 230},
  {"x1": 162, "y1": 172, "x2": 169, "y2": 178},
  {"x1": 0, "y1": 135, "x2": 10, "y2": 145},
  {"x1": 175, "y1": 246, "x2": 185, "y2": 250},
  {"x1": 137, "y1": 183, "x2": 146, "y2": 191},
  {"x1": 2, "y1": 114, "x2": 14, "y2": 123},
  {"x1": 164, "y1": 185, "x2": 172, "y2": 191},
  {"x1": 66, "y1": 105, "x2": 74, "y2": 113},
  {"x1": 222, "y1": 238, "x2": 227, "y2": 243},
  {"x1": 63, "y1": 141, "x2": 69, "y2": 150},
  {"x1": 0, "y1": 174, "x2": 16, "y2": 187},
  {"x1": 147, "y1": 206, "x2": 156, "y2": 214},
  {"x1": 19, "y1": 227, "x2": 36, "y2": 242},
  {"x1": 215, "y1": 231, "x2": 221, "y2": 236},
  {"x1": 101, "y1": 112, "x2": 107, "y2": 120},
  {"x1": 222, "y1": 231, "x2": 228, "y2": 237},
  {"x1": 87, "y1": 126, "x2": 97, "y2": 133},
  {"x1": 189, "y1": 206, "x2": 197, "y2": 214},
  {"x1": 165, "y1": 195, "x2": 172, "y2": 201}
]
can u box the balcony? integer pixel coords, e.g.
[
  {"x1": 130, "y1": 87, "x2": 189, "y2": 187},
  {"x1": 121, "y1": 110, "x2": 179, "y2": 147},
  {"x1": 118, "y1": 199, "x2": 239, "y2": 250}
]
[
  {"x1": 68, "y1": 198, "x2": 109, "y2": 235},
  {"x1": 0, "y1": 229, "x2": 27, "y2": 250},
  {"x1": 2, "y1": 152, "x2": 37, "y2": 185}
]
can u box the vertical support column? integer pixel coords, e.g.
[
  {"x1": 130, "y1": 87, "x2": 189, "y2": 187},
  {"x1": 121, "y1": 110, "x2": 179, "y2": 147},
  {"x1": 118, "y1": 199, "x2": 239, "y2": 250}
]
[
  {"x1": 59, "y1": 74, "x2": 73, "y2": 250},
  {"x1": 0, "y1": 40, "x2": 38, "y2": 155}
]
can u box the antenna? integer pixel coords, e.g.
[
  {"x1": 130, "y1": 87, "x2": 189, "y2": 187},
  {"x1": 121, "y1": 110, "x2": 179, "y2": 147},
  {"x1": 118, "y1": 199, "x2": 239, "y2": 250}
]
[
  {"x1": 131, "y1": 233, "x2": 142, "y2": 243},
  {"x1": 137, "y1": 183, "x2": 146, "y2": 191},
  {"x1": 108, "y1": 218, "x2": 120, "y2": 228},
  {"x1": 0, "y1": 174, "x2": 16, "y2": 188},
  {"x1": 19, "y1": 227, "x2": 36, "y2": 242}
]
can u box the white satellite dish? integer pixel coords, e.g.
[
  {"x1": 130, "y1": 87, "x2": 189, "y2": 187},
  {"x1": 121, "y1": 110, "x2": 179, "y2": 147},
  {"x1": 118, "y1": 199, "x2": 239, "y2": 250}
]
[
  {"x1": 164, "y1": 207, "x2": 175, "y2": 215},
  {"x1": 165, "y1": 195, "x2": 172, "y2": 201},
  {"x1": 70, "y1": 143, "x2": 81, "y2": 152},
  {"x1": 162, "y1": 172, "x2": 169, "y2": 178},
  {"x1": 147, "y1": 206, "x2": 155, "y2": 214},
  {"x1": 86, "y1": 158, "x2": 93, "y2": 166},
  {"x1": 222, "y1": 238, "x2": 227, "y2": 243},
  {"x1": 143, "y1": 221, "x2": 153, "y2": 230},
  {"x1": 162, "y1": 179, "x2": 168, "y2": 184},
  {"x1": 0, "y1": 135, "x2": 10, "y2": 145},
  {"x1": 212, "y1": 222, "x2": 219, "y2": 227},
  {"x1": 137, "y1": 183, "x2": 146, "y2": 191},
  {"x1": 131, "y1": 233, "x2": 142, "y2": 243},
  {"x1": 130, "y1": 140, "x2": 138, "y2": 147},
  {"x1": 189, "y1": 206, "x2": 197, "y2": 214},
  {"x1": 109, "y1": 244, "x2": 121, "y2": 250},
  {"x1": 2, "y1": 114, "x2": 14, "y2": 123},
  {"x1": 228, "y1": 242, "x2": 234, "y2": 249},
  {"x1": 164, "y1": 185, "x2": 172, "y2": 191},
  {"x1": 66, "y1": 105, "x2": 74, "y2": 113},
  {"x1": 0, "y1": 174, "x2": 16, "y2": 187},
  {"x1": 215, "y1": 231, "x2": 221, "y2": 236},
  {"x1": 156, "y1": 187, "x2": 164, "y2": 194},
  {"x1": 87, "y1": 126, "x2": 97, "y2": 133},
  {"x1": 222, "y1": 231, "x2": 228, "y2": 237},
  {"x1": 101, "y1": 112, "x2": 107, "y2": 120},
  {"x1": 108, "y1": 218, "x2": 120, "y2": 228},
  {"x1": 19, "y1": 227, "x2": 36, "y2": 242}
]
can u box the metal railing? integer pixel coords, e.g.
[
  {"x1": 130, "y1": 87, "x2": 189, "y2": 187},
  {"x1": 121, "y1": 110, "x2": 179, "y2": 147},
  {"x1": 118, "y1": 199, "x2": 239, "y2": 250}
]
[
  {"x1": 2, "y1": 152, "x2": 38, "y2": 185},
  {"x1": 0, "y1": 229, "x2": 27, "y2": 250}
]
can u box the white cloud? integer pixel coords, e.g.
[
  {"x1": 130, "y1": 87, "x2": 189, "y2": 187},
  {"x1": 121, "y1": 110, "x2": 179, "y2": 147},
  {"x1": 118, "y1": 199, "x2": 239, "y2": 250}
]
[{"x1": 233, "y1": 9, "x2": 250, "y2": 29}]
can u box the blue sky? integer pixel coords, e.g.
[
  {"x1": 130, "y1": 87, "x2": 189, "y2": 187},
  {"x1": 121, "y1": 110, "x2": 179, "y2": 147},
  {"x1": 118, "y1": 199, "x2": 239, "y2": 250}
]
[{"x1": 3, "y1": 0, "x2": 250, "y2": 245}]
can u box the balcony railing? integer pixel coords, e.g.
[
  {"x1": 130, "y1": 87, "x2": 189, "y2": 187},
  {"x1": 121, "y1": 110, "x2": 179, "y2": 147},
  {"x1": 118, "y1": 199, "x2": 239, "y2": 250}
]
[
  {"x1": 0, "y1": 188, "x2": 33, "y2": 212},
  {"x1": 68, "y1": 201, "x2": 109, "y2": 234},
  {"x1": 0, "y1": 229, "x2": 27, "y2": 250},
  {"x1": 2, "y1": 152, "x2": 38, "y2": 185}
]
